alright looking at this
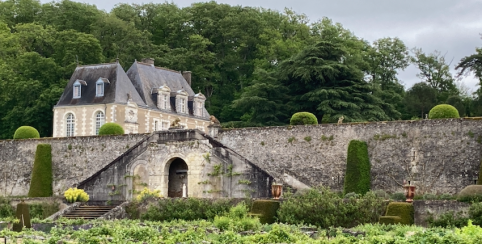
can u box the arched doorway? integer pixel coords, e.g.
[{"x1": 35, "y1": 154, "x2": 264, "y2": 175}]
[{"x1": 168, "y1": 158, "x2": 188, "y2": 197}]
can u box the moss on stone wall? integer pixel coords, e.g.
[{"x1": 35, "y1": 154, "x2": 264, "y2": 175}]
[
  {"x1": 343, "y1": 140, "x2": 371, "y2": 195},
  {"x1": 28, "y1": 144, "x2": 53, "y2": 197}
]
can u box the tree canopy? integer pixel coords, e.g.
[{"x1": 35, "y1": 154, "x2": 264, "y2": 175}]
[{"x1": 0, "y1": 0, "x2": 479, "y2": 138}]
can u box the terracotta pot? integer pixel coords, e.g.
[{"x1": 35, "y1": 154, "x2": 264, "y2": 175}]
[
  {"x1": 403, "y1": 185, "x2": 416, "y2": 203},
  {"x1": 271, "y1": 184, "x2": 283, "y2": 199}
]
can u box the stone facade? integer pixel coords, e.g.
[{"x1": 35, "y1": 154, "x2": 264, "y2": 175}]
[
  {"x1": 0, "y1": 134, "x2": 147, "y2": 196},
  {"x1": 53, "y1": 103, "x2": 210, "y2": 137},
  {"x1": 218, "y1": 118, "x2": 482, "y2": 194},
  {"x1": 2, "y1": 118, "x2": 482, "y2": 198},
  {"x1": 78, "y1": 130, "x2": 273, "y2": 201},
  {"x1": 413, "y1": 200, "x2": 471, "y2": 227}
]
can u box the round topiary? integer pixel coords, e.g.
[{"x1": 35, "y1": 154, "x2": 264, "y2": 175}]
[
  {"x1": 98, "y1": 123, "x2": 124, "y2": 135},
  {"x1": 13, "y1": 126, "x2": 40, "y2": 139},
  {"x1": 428, "y1": 104, "x2": 460, "y2": 119},
  {"x1": 457, "y1": 185, "x2": 482, "y2": 202},
  {"x1": 290, "y1": 112, "x2": 318, "y2": 125}
]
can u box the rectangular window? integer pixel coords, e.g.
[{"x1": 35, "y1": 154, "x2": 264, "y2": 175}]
[
  {"x1": 73, "y1": 85, "x2": 81, "y2": 98},
  {"x1": 161, "y1": 121, "x2": 169, "y2": 130},
  {"x1": 163, "y1": 95, "x2": 168, "y2": 109},
  {"x1": 96, "y1": 83, "x2": 104, "y2": 96},
  {"x1": 154, "y1": 120, "x2": 158, "y2": 131},
  {"x1": 180, "y1": 98, "x2": 185, "y2": 113},
  {"x1": 197, "y1": 102, "x2": 203, "y2": 117}
]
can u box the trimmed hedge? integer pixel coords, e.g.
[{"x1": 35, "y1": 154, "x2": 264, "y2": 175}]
[
  {"x1": 343, "y1": 140, "x2": 371, "y2": 195},
  {"x1": 384, "y1": 202, "x2": 414, "y2": 225},
  {"x1": 428, "y1": 104, "x2": 460, "y2": 119},
  {"x1": 379, "y1": 216, "x2": 402, "y2": 225},
  {"x1": 458, "y1": 185, "x2": 482, "y2": 202},
  {"x1": 98, "y1": 122, "x2": 124, "y2": 135},
  {"x1": 12, "y1": 201, "x2": 31, "y2": 232},
  {"x1": 13, "y1": 126, "x2": 40, "y2": 139},
  {"x1": 290, "y1": 112, "x2": 318, "y2": 125},
  {"x1": 28, "y1": 144, "x2": 53, "y2": 197},
  {"x1": 249, "y1": 200, "x2": 280, "y2": 224}
]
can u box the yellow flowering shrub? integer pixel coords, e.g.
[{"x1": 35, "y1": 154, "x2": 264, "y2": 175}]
[
  {"x1": 64, "y1": 188, "x2": 89, "y2": 203},
  {"x1": 136, "y1": 187, "x2": 162, "y2": 201}
]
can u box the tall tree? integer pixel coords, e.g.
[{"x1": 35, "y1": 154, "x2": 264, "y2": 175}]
[
  {"x1": 411, "y1": 48, "x2": 458, "y2": 102},
  {"x1": 278, "y1": 40, "x2": 392, "y2": 122},
  {"x1": 404, "y1": 82, "x2": 438, "y2": 119}
]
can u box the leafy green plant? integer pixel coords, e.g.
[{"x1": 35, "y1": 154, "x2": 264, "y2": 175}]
[
  {"x1": 98, "y1": 122, "x2": 124, "y2": 135},
  {"x1": 208, "y1": 164, "x2": 222, "y2": 177},
  {"x1": 289, "y1": 112, "x2": 318, "y2": 125},
  {"x1": 428, "y1": 104, "x2": 460, "y2": 119},
  {"x1": 287, "y1": 137, "x2": 295, "y2": 143},
  {"x1": 277, "y1": 186, "x2": 387, "y2": 228},
  {"x1": 427, "y1": 211, "x2": 469, "y2": 228},
  {"x1": 13, "y1": 126, "x2": 40, "y2": 139},
  {"x1": 136, "y1": 187, "x2": 162, "y2": 201},
  {"x1": 0, "y1": 196, "x2": 14, "y2": 218},
  {"x1": 303, "y1": 136, "x2": 311, "y2": 142},
  {"x1": 28, "y1": 144, "x2": 53, "y2": 197},
  {"x1": 321, "y1": 135, "x2": 334, "y2": 141},
  {"x1": 344, "y1": 140, "x2": 371, "y2": 195},
  {"x1": 458, "y1": 185, "x2": 482, "y2": 202}
]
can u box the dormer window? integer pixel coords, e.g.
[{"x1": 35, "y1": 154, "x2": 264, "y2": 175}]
[
  {"x1": 73, "y1": 81, "x2": 81, "y2": 98},
  {"x1": 176, "y1": 89, "x2": 189, "y2": 114},
  {"x1": 180, "y1": 98, "x2": 186, "y2": 113},
  {"x1": 193, "y1": 92, "x2": 206, "y2": 117},
  {"x1": 157, "y1": 85, "x2": 171, "y2": 110},
  {"x1": 96, "y1": 77, "x2": 109, "y2": 97},
  {"x1": 96, "y1": 80, "x2": 104, "y2": 97}
]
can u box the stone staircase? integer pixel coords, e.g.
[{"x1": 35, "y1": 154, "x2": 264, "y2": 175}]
[{"x1": 62, "y1": 205, "x2": 117, "y2": 220}]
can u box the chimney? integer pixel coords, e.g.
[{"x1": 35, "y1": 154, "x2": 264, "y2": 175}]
[
  {"x1": 142, "y1": 58, "x2": 155, "y2": 65},
  {"x1": 182, "y1": 71, "x2": 192, "y2": 86}
]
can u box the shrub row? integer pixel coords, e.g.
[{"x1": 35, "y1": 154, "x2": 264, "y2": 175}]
[
  {"x1": 131, "y1": 198, "x2": 243, "y2": 221},
  {"x1": 277, "y1": 186, "x2": 388, "y2": 228}
]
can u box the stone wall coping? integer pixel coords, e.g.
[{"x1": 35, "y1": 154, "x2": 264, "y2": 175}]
[
  {"x1": 219, "y1": 117, "x2": 482, "y2": 133},
  {"x1": 0, "y1": 133, "x2": 150, "y2": 143}
]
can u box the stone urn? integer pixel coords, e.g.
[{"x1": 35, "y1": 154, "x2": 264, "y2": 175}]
[
  {"x1": 403, "y1": 185, "x2": 416, "y2": 203},
  {"x1": 272, "y1": 183, "x2": 283, "y2": 200}
]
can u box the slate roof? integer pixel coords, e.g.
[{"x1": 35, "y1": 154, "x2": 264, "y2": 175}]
[
  {"x1": 56, "y1": 62, "x2": 146, "y2": 107},
  {"x1": 126, "y1": 61, "x2": 210, "y2": 119}
]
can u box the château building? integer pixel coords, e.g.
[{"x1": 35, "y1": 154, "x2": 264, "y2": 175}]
[{"x1": 52, "y1": 59, "x2": 210, "y2": 137}]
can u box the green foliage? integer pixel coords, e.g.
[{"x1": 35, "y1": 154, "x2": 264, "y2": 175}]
[
  {"x1": 214, "y1": 203, "x2": 261, "y2": 232},
  {"x1": 390, "y1": 192, "x2": 406, "y2": 201},
  {"x1": 429, "y1": 104, "x2": 460, "y2": 119},
  {"x1": 208, "y1": 164, "x2": 222, "y2": 177},
  {"x1": 13, "y1": 126, "x2": 40, "y2": 139},
  {"x1": 404, "y1": 82, "x2": 438, "y2": 119},
  {"x1": 28, "y1": 202, "x2": 60, "y2": 219},
  {"x1": 344, "y1": 140, "x2": 371, "y2": 195},
  {"x1": 321, "y1": 135, "x2": 334, "y2": 141},
  {"x1": 457, "y1": 185, "x2": 482, "y2": 202},
  {"x1": 469, "y1": 202, "x2": 482, "y2": 226},
  {"x1": 289, "y1": 112, "x2": 318, "y2": 125},
  {"x1": 12, "y1": 201, "x2": 31, "y2": 232},
  {"x1": 277, "y1": 186, "x2": 387, "y2": 228},
  {"x1": 98, "y1": 122, "x2": 124, "y2": 135},
  {"x1": 428, "y1": 211, "x2": 469, "y2": 228},
  {"x1": 384, "y1": 202, "x2": 414, "y2": 225},
  {"x1": 140, "y1": 198, "x2": 234, "y2": 221},
  {"x1": 28, "y1": 144, "x2": 53, "y2": 197},
  {"x1": 303, "y1": 136, "x2": 311, "y2": 142},
  {"x1": 135, "y1": 187, "x2": 162, "y2": 202},
  {"x1": 0, "y1": 196, "x2": 14, "y2": 218},
  {"x1": 378, "y1": 216, "x2": 401, "y2": 225},
  {"x1": 249, "y1": 200, "x2": 280, "y2": 224}
]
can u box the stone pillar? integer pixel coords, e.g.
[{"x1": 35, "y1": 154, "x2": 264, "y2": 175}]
[{"x1": 208, "y1": 124, "x2": 221, "y2": 138}]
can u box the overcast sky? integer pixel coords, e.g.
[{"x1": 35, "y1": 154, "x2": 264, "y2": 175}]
[{"x1": 42, "y1": 0, "x2": 482, "y2": 93}]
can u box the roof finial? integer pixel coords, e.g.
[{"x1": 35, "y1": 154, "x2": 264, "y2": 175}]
[{"x1": 116, "y1": 55, "x2": 119, "y2": 63}]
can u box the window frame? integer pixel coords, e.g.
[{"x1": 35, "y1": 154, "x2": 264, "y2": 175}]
[
  {"x1": 73, "y1": 81, "x2": 81, "y2": 99},
  {"x1": 66, "y1": 113, "x2": 75, "y2": 137},
  {"x1": 95, "y1": 111, "x2": 105, "y2": 135},
  {"x1": 96, "y1": 79, "x2": 104, "y2": 97}
]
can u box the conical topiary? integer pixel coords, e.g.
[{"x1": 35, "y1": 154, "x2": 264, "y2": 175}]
[
  {"x1": 12, "y1": 201, "x2": 31, "y2": 232},
  {"x1": 28, "y1": 144, "x2": 53, "y2": 197}
]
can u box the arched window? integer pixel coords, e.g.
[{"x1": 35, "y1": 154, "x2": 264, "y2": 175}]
[
  {"x1": 95, "y1": 111, "x2": 105, "y2": 135},
  {"x1": 66, "y1": 113, "x2": 75, "y2": 137}
]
